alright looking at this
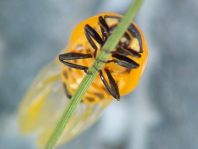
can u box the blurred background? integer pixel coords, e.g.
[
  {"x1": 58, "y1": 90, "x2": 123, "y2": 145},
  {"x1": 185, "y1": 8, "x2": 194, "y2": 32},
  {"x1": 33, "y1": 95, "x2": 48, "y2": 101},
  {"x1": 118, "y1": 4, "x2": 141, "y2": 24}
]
[{"x1": 0, "y1": 0, "x2": 198, "y2": 149}]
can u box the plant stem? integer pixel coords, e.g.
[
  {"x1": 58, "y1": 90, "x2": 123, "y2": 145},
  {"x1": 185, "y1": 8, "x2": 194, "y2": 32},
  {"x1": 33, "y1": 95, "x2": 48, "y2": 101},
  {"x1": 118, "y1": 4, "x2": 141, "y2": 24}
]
[{"x1": 45, "y1": 0, "x2": 144, "y2": 148}]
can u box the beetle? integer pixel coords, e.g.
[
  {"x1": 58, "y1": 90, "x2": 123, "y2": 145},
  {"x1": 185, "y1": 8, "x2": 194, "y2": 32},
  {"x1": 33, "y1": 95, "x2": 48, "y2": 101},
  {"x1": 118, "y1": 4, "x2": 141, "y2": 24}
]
[{"x1": 18, "y1": 12, "x2": 148, "y2": 148}]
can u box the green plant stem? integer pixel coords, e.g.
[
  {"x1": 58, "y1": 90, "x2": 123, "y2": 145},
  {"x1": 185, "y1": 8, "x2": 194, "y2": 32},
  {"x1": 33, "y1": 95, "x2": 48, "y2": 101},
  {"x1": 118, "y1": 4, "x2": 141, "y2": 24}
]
[{"x1": 45, "y1": 0, "x2": 144, "y2": 148}]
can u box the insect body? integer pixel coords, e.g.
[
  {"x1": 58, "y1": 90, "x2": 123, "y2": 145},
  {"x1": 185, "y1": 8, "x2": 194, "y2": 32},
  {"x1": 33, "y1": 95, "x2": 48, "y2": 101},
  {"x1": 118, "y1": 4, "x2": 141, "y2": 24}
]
[
  {"x1": 18, "y1": 12, "x2": 148, "y2": 148},
  {"x1": 59, "y1": 12, "x2": 148, "y2": 104}
]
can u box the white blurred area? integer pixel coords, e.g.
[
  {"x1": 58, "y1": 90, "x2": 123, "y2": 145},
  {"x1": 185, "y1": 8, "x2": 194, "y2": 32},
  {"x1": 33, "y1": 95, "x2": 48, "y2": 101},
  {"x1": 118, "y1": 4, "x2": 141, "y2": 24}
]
[{"x1": 1, "y1": 0, "x2": 198, "y2": 149}]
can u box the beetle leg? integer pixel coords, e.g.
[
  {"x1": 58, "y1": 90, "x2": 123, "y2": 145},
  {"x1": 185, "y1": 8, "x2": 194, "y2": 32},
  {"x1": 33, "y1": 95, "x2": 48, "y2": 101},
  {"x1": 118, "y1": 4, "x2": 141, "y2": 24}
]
[
  {"x1": 98, "y1": 16, "x2": 110, "y2": 41},
  {"x1": 128, "y1": 24, "x2": 143, "y2": 53},
  {"x1": 111, "y1": 54, "x2": 139, "y2": 69},
  {"x1": 124, "y1": 47, "x2": 141, "y2": 58},
  {"x1": 59, "y1": 52, "x2": 92, "y2": 72},
  {"x1": 84, "y1": 24, "x2": 104, "y2": 57},
  {"x1": 59, "y1": 59, "x2": 89, "y2": 72},
  {"x1": 63, "y1": 83, "x2": 72, "y2": 99},
  {"x1": 99, "y1": 69, "x2": 120, "y2": 100},
  {"x1": 104, "y1": 15, "x2": 143, "y2": 53},
  {"x1": 115, "y1": 46, "x2": 141, "y2": 58},
  {"x1": 59, "y1": 52, "x2": 92, "y2": 60}
]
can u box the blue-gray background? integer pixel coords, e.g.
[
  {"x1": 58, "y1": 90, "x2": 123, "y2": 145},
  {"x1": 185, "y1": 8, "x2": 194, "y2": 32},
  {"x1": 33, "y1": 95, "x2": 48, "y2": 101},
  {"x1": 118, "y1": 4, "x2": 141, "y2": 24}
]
[{"x1": 0, "y1": 0, "x2": 198, "y2": 149}]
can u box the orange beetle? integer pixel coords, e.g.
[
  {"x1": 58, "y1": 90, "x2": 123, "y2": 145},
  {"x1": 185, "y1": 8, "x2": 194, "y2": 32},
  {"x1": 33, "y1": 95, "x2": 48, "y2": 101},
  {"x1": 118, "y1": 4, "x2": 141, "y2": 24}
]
[
  {"x1": 59, "y1": 12, "x2": 148, "y2": 104},
  {"x1": 18, "y1": 12, "x2": 148, "y2": 148}
]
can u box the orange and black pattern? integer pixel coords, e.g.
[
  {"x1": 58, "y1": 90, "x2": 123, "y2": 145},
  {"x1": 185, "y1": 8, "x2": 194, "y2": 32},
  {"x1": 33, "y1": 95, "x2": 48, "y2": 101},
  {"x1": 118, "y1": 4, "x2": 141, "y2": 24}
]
[{"x1": 59, "y1": 13, "x2": 148, "y2": 104}]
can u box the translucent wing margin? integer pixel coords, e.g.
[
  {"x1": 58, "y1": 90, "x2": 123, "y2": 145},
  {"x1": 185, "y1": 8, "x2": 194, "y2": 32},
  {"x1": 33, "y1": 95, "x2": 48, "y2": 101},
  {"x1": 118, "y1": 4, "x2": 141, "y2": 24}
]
[{"x1": 18, "y1": 60, "x2": 111, "y2": 148}]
